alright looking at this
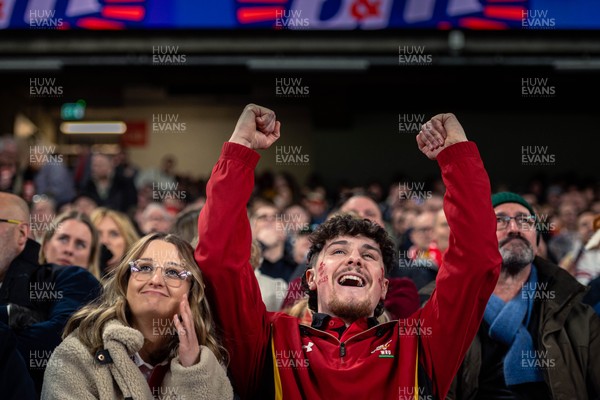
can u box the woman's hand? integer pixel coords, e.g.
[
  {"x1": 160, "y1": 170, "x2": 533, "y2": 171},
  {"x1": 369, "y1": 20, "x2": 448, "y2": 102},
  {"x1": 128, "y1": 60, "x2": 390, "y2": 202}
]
[{"x1": 173, "y1": 293, "x2": 200, "y2": 367}]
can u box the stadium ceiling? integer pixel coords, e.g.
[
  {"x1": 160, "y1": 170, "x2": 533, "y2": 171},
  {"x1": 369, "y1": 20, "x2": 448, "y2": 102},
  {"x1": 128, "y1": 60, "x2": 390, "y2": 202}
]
[{"x1": 0, "y1": 30, "x2": 600, "y2": 71}]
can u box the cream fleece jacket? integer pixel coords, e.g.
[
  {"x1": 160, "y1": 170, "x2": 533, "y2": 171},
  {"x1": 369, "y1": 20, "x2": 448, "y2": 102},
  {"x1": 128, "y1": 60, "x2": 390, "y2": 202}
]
[{"x1": 41, "y1": 320, "x2": 233, "y2": 400}]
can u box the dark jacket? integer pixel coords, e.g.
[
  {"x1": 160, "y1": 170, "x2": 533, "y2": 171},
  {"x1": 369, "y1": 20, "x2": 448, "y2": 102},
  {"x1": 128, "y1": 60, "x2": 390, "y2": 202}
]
[
  {"x1": 0, "y1": 321, "x2": 36, "y2": 400},
  {"x1": 0, "y1": 239, "x2": 101, "y2": 398},
  {"x1": 446, "y1": 256, "x2": 600, "y2": 400},
  {"x1": 80, "y1": 172, "x2": 137, "y2": 213}
]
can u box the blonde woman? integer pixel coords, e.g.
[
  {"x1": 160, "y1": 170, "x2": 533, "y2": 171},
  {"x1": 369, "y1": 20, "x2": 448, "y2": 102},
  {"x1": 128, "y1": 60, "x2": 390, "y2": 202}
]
[
  {"x1": 91, "y1": 207, "x2": 140, "y2": 275},
  {"x1": 41, "y1": 233, "x2": 233, "y2": 400},
  {"x1": 39, "y1": 210, "x2": 101, "y2": 279}
]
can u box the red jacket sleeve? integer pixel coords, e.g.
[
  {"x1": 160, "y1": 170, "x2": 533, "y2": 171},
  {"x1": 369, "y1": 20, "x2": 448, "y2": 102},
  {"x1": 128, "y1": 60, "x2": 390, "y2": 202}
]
[
  {"x1": 417, "y1": 141, "x2": 502, "y2": 398},
  {"x1": 195, "y1": 142, "x2": 269, "y2": 398}
]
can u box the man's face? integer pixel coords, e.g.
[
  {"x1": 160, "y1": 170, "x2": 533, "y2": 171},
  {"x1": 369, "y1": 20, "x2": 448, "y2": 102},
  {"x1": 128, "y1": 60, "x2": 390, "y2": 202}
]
[
  {"x1": 495, "y1": 203, "x2": 537, "y2": 276},
  {"x1": 252, "y1": 205, "x2": 279, "y2": 231},
  {"x1": 91, "y1": 154, "x2": 112, "y2": 180},
  {"x1": 0, "y1": 197, "x2": 30, "y2": 280},
  {"x1": 0, "y1": 217, "x2": 23, "y2": 279},
  {"x1": 306, "y1": 235, "x2": 388, "y2": 322},
  {"x1": 292, "y1": 234, "x2": 311, "y2": 265},
  {"x1": 433, "y1": 210, "x2": 450, "y2": 252},
  {"x1": 74, "y1": 196, "x2": 97, "y2": 217},
  {"x1": 284, "y1": 205, "x2": 310, "y2": 234},
  {"x1": 142, "y1": 209, "x2": 173, "y2": 234},
  {"x1": 392, "y1": 209, "x2": 415, "y2": 236},
  {"x1": 577, "y1": 212, "x2": 596, "y2": 243},
  {"x1": 410, "y1": 212, "x2": 434, "y2": 250},
  {"x1": 558, "y1": 203, "x2": 578, "y2": 229},
  {"x1": 340, "y1": 196, "x2": 384, "y2": 228},
  {"x1": 252, "y1": 205, "x2": 286, "y2": 245}
]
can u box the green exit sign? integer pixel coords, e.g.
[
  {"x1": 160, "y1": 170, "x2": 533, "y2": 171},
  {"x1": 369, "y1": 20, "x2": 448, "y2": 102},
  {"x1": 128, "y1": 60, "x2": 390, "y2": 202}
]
[{"x1": 61, "y1": 100, "x2": 86, "y2": 120}]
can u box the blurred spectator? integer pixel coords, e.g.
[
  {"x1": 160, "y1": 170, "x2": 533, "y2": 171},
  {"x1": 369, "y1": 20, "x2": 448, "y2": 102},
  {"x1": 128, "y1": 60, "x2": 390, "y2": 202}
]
[
  {"x1": 583, "y1": 275, "x2": 600, "y2": 315},
  {"x1": 390, "y1": 207, "x2": 417, "y2": 252},
  {"x1": 414, "y1": 209, "x2": 451, "y2": 304},
  {"x1": 289, "y1": 228, "x2": 312, "y2": 280},
  {"x1": 430, "y1": 208, "x2": 450, "y2": 268},
  {"x1": 423, "y1": 193, "x2": 444, "y2": 213},
  {"x1": 408, "y1": 211, "x2": 435, "y2": 258},
  {"x1": 564, "y1": 213, "x2": 600, "y2": 285},
  {"x1": 559, "y1": 211, "x2": 595, "y2": 273},
  {"x1": 282, "y1": 228, "x2": 313, "y2": 310},
  {"x1": 31, "y1": 146, "x2": 75, "y2": 207},
  {"x1": 251, "y1": 202, "x2": 296, "y2": 282},
  {"x1": 113, "y1": 147, "x2": 139, "y2": 181},
  {"x1": 302, "y1": 190, "x2": 328, "y2": 227},
  {"x1": 80, "y1": 153, "x2": 137, "y2": 214},
  {"x1": 273, "y1": 172, "x2": 302, "y2": 210},
  {"x1": 382, "y1": 277, "x2": 420, "y2": 320},
  {"x1": 251, "y1": 239, "x2": 287, "y2": 312},
  {"x1": 0, "y1": 192, "x2": 100, "y2": 397},
  {"x1": 545, "y1": 184, "x2": 563, "y2": 210},
  {"x1": 70, "y1": 193, "x2": 98, "y2": 217},
  {"x1": 395, "y1": 211, "x2": 438, "y2": 290},
  {"x1": 0, "y1": 135, "x2": 26, "y2": 195},
  {"x1": 29, "y1": 194, "x2": 57, "y2": 243},
  {"x1": 171, "y1": 206, "x2": 202, "y2": 245},
  {"x1": 140, "y1": 203, "x2": 174, "y2": 234},
  {"x1": 90, "y1": 207, "x2": 140, "y2": 276},
  {"x1": 282, "y1": 204, "x2": 311, "y2": 239},
  {"x1": 162, "y1": 196, "x2": 186, "y2": 216},
  {"x1": 135, "y1": 154, "x2": 177, "y2": 190},
  {"x1": 366, "y1": 179, "x2": 385, "y2": 205},
  {"x1": 72, "y1": 144, "x2": 91, "y2": 190},
  {"x1": 548, "y1": 201, "x2": 579, "y2": 262},
  {"x1": 591, "y1": 200, "x2": 600, "y2": 214},
  {"x1": 339, "y1": 193, "x2": 385, "y2": 228},
  {"x1": 133, "y1": 184, "x2": 154, "y2": 232},
  {"x1": 39, "y1": 211, "x2": 101, "y2": 279}
]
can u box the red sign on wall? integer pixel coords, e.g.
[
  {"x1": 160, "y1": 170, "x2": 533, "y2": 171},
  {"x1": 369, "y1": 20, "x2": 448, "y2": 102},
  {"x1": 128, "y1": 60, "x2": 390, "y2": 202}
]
[{"x1": 121, "y1": 121, "x2": 147, "y2": 147}]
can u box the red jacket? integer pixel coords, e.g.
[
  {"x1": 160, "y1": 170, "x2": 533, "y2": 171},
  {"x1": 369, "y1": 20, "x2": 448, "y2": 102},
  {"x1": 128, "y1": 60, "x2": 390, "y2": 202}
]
[{"x1": 196, "y1": 142, "x2": 501, "y2": 400}]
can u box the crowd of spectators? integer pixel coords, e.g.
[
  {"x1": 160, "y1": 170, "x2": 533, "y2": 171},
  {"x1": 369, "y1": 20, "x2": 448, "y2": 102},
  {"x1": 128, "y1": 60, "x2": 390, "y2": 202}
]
[{"x1": 1, "y1": 130, "x2": 599, "y2": 398}]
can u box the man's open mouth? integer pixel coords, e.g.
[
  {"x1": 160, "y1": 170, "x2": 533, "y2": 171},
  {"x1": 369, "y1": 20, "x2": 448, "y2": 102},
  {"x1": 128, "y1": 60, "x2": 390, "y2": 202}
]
[{"x1": 337, "y1": 274, "x2": 366, "y2": 287}]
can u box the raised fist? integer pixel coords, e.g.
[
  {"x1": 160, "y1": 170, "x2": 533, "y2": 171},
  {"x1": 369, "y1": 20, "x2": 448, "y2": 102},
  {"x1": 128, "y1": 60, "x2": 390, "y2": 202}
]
[
  {"x1": 229, "y1": 104, "x2": 281, "y2": 150},
  {"x1": 416, "y1": 113, "x2": 468, "y2": 160}
]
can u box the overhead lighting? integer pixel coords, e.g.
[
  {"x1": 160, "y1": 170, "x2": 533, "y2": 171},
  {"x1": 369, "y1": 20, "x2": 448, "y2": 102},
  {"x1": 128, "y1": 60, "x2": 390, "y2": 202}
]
[
  {"x1": 247, "y1": 58, "x2": 369, "y2": 71},
  {"x1": 60, "y1": 122, "x2": 127, "y2": 134},
  {"x1": 14, "y1": 113, "x2": 38, "y2": 138}
]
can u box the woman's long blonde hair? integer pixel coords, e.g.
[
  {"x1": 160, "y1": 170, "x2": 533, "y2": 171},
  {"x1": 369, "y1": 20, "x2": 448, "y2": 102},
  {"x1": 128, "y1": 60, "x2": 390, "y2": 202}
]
[
  {"x1": 63, "y1": 233, "x2": 227, "y2": 365},
  {"x1": 39, "y1": 210, "x2": 101, "y2": 279},
  {"x1": 90, "y1": 207, "x2": 140, "y2": 268}
]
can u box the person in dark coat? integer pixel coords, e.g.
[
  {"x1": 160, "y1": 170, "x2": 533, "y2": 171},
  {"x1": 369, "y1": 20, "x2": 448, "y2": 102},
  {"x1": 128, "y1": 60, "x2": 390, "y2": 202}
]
[
  {"x1": 79, "y1": 153, "x2": 137, "y2": 214},
  {"x1": 0, "y1": 192, "x2": 101, "y2": 398},
  {"x1": 0, "y1": 321, "x2": 36, "y2": 400},
  {"x1": 421, "y1": 192, "x2": 600, "y2": 399}
]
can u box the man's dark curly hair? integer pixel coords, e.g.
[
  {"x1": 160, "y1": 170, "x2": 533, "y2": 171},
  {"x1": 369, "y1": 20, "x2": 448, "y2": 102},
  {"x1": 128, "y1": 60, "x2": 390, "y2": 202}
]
[{"x1": 300, "y1": 213, "x2": 397, "y2": 317}]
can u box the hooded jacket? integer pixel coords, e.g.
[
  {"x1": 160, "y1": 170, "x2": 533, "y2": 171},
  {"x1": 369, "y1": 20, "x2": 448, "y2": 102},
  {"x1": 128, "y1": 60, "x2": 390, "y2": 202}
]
[
  {"x1": 41, "y1": 319, "x2": 233, "y2": 400},
  {"x1": 196, "y1": 141, "x2": 502, "y2": 400}
]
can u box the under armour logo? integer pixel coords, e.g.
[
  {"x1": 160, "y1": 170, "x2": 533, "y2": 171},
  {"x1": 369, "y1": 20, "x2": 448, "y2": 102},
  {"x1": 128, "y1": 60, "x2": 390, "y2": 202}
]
[{"x1": 302, "y1": 342, "x2": 314, "y2": 353}]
